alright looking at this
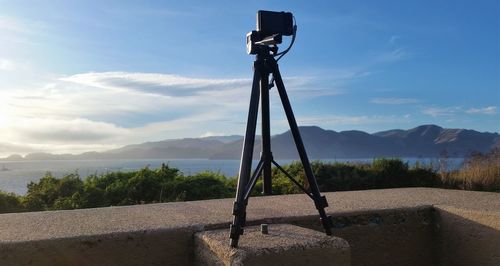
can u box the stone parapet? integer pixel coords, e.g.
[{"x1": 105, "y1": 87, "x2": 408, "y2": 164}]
[{"x1": 0, "y1": 188, "x2": 498, "y2": 265}]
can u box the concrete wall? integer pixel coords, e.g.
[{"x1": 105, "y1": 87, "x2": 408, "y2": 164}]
[
  {"x1": 291, "y1": 207, "x2": 435, "y2": 266},
  {"x1": 0, "y1": 188, "x2": 498, "y2": 266},
  {"x1": 434, "y1": 206, "x2": 500, "y2": 266},
  {"x1": 1, "y1": 229, "x2": 193, "y2": 266}
]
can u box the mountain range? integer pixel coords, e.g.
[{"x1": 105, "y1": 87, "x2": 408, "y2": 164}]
[{"x1": 2, "y1": 125, "x2": 499, "y2": 161}]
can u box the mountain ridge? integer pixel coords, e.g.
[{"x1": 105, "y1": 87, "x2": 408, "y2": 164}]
[{"x1": 2, "y1": 124, "x2": 498, "y2": 160}]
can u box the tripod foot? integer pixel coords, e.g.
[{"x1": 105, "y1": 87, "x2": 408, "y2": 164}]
[
  {"x1": 229, "y1": 223, "x2": 244, "y2": 247},
  {"x1": 321, "y1": 215, "x2": 334, "y2": 235},
  {"x1": 229, "y1": 238, "x2": 239, "y2": 248}
]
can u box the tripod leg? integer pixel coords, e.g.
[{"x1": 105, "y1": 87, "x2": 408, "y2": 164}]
[
  {"x1": 260, "y1": 69, "x2": 273, "y2": 195},
  {"x1": 271, "y1": 64, "x2": 333, "y2": 235},
  {"x1": 229, "y1": 67, "x2": 261, "y2": 247}
]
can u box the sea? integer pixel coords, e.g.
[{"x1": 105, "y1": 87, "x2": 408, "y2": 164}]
[{"x1": 0, "y1": 158, "x2": 464, "y2": 195}]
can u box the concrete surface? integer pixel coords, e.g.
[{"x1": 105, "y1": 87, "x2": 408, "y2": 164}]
[
  {"x1": 194, "y1": 224, "x2": 350, "y2": 266},
  {"x1": 1, "y1": 188, "x2": 498, "y2": 242},
  {"x1": 0, "y1": 188, "x2": 498, "y2": 265},
  {"x1": 0, "y1": 229, "x2": 192, "y2": 266},
  {"x1": 434, "y1": 205, "x2": 500, "y2": 266},
  {"x1": 293, "y1": 206, "x2": 437, "y2": 266}
]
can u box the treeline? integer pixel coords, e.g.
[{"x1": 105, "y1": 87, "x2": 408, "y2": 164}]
[
  {"x1": 0, "y1": 164, "x2": 236, "y2": 213},
  {"x1": 0, "y1": 150, "x2": 498, "y2": 214}
]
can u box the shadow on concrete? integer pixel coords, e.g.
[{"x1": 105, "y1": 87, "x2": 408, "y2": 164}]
[{"x1": 433, "y1": 206, "x2": 500, "y2": 266}]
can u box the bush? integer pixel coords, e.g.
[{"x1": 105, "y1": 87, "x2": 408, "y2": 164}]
[
  {"x1": 0, "y1": 190, "x2": 25, "y2": 213},
  {"x1": 0, "y1": 155, "x2": 495, "y2": 214},
  {"x1": 164, "y1": 172, "x2": 233, "y2": 201},
  {"x1": 22, "y1": 172, "x2": 84, "y2": 211}
]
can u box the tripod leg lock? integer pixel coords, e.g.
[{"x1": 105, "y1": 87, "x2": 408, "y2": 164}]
[
  {"x1": 232, "y1": 202, "x2": 239, "y2": 215},
  {"x1": 314, "y1": 196, "x2": 329, "y2": 210},
  {"x1": 233, "y1": 202, "x2": 248, "y2": 226}
]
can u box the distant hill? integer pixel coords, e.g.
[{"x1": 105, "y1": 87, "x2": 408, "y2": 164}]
[
  {"x1": 210, "y1": 125, "x2": 499, "y2": 159},
  {"x1": 2, "y1": 125, "x2": 498, "y2": 160}
]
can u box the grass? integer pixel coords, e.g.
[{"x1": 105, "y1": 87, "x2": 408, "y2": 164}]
[{"x1": 440, "y1": 148, "x2": 500, "y2": 192}]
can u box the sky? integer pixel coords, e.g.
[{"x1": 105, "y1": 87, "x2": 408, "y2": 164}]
[{"x1": 0, "y1": 0, "x2": 499, "y2": 156}]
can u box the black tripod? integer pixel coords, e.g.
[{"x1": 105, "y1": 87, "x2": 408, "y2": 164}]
[{"x1": 229, "y1": 45, "x2": 333, "y2": 247}]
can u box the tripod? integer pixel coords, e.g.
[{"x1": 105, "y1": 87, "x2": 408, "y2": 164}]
[{"x1": 229, "y1": 45, "x2": 333, "y2": 247}]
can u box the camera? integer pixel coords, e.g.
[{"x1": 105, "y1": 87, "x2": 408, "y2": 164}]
[
  {"x1": 257, "y1": 10, "x2": 294, "y2": 36},
  {"x1": 246, "y1": 10, "x2": 294, "y2": 55}
]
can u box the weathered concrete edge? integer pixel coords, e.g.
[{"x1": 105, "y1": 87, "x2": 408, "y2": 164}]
[
  {"x1": 0, "y1": 188, "x2": 498, "y2": 265},
  {"x1": 0, "y1": 204, "x2": 433, "y2": 246},
  {"x1": 194, "y1": 224, "x2": 351, "y2": 266},
  {"x1": 1, "y1": 188, "x2": 499, "y2": 243},
  {"x1": 0, "y1": 205, "x2": 433, "y2": 265}
]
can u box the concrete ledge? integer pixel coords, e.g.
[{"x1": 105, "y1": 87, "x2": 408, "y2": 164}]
[
  {"x1": 0, "y1": 188, "x2": 498, "y2": 265},
  {"x1": 0, "y1": 229, "x2": 193, "y2": 266},
  {"x1": 194, "y1": 224, "x2": 350, "y2": 266}
]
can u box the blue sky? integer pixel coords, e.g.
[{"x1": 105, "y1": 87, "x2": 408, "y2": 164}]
[{"x1": 0, "y1": 0, "x2": 499, "y2": 155}]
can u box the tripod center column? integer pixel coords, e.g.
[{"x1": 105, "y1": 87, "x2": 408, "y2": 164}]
[{"x1": 258, "y1": 54, "x2": 273, "y2": 195}]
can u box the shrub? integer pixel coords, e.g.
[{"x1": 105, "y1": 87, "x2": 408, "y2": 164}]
[
  {"x1": 0, "y1": 155, "x2": 495, "y2": 215},
  {"x1": 164, "y1": 172, "x2": 233, "y2": 201},
  {"x1": 445, "y1": 148, "x2": 500, "y2": 192},
  {"x1": 0, "y1": 190, "x2": 25, "y2": 213}
]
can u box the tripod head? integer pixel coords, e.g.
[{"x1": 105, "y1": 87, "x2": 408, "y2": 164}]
[
  {"x1": 246, "y1": 31, "x2": 280, "y2": 55},
  {"x1": 246, "y1": 10, "x2": 297, "y2": 58}
]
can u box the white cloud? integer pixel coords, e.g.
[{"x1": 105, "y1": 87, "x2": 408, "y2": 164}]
[
  {"x1": 2, "y1": 71, "x2": 343, "y2": 155},
  {"x1": 285, "y1": 114, "x2": 411, "y2": 126},
  {"x1": 0, "y1": 16, "x2": 31, "y2": 34},
  {"x1": 0, "y1": 142, "x2": 40, "y2": 157},
  {"x1": 60, "y1": 72, "x2": 252, "y2": 97},
  {"x1": 2, "y1": 118, "x2": 130, "y2": 143},
  {"x1": 421, "y1": 106, "x2": 461, "y2": 117},
  {"x1": 421, "y1": 105, "x2": 498, "y2": 117},
  {"x1": 0, "y1": 58, "x2": 15, "y2": 70},
  {"x1": 389, "y1": 35, "x2": 400, "y2": 45},
  {"x1": 200, "y1": 132, "x2": 226, "y2": 138},
  {"x1": 371, "y1": 97, "x2": 418, "y2": 105},
  {"x1": 0, "y1": 117, "x2": 130, "y2": 156},
  {"x1": 375, "y1": 48, "x2": 409, "y2": 63},
  {"x1": 465, "y1": 106, "x2": 497, "y2": 115},
  {"x1": 0, "y1": 15, "x2": 49, "y2": 47}
]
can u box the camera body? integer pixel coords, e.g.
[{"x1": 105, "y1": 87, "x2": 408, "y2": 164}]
[
  {"x1": 257, "y1": 11, "x2": 294, "y2": 37},
  {"x1": 246, "y1": 10, "x2": 294, "y2": 55}
]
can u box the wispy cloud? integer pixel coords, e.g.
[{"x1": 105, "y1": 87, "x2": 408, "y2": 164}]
[
  {"x1": 371, "y1": 97, "x2": 418, "y2": 105},
  {"x1": 3, "y1": 118, "x2": 130, "y2": 143},
  {"x1": 0, "y1": 15, "x2": 48, "y2": 44},
  {"x1": 465, "y1": 106, "x2": 497, "y2": 115},
  {"x1": 0, "y1": 16, "x2": 32, "y2": 34},
  {"x1": 0, "y1": 142, "x2": 40, "y2": 156},
  {"x1": 421, "y1": 105, "x2": 498, "y2": 117},
  {"x1": 389, "y1": 35, "x2": 400, "y2": 45},
  {"x1": 200, "y1": 131, "x2": 227, "y2": 138},
  {"x1": 2, "y1": 71, "x2": 344, "y2": 155},
  {"x1": 60, "y1": 72, "x2": 251, "y2": 97},
  {"x1": 104, "y1": 6, "x2": 193, "y2": 18},
  {"x1": 375, "y1": 48, "x2": 409, "y2": 63},
  {"x1": 421, "y1": 106, "x2": 461, "y2": 117},
  {"x1": 0, "y1": 58, "x2": 15, "y2": 70},
  {"x1": 287, "y1": 114, "x2": 411, "y2": 126}
]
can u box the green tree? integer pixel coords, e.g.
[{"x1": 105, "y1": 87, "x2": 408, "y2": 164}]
[
  {"x1": 0, "y1": 190, "x2": 25, "y2": 213},
  {"x1": 164, "y1": 172, "x2": 232, "y2": 201},
  {"x1": 23, "y1": 172, "x2": 83, "y2": 211}
]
